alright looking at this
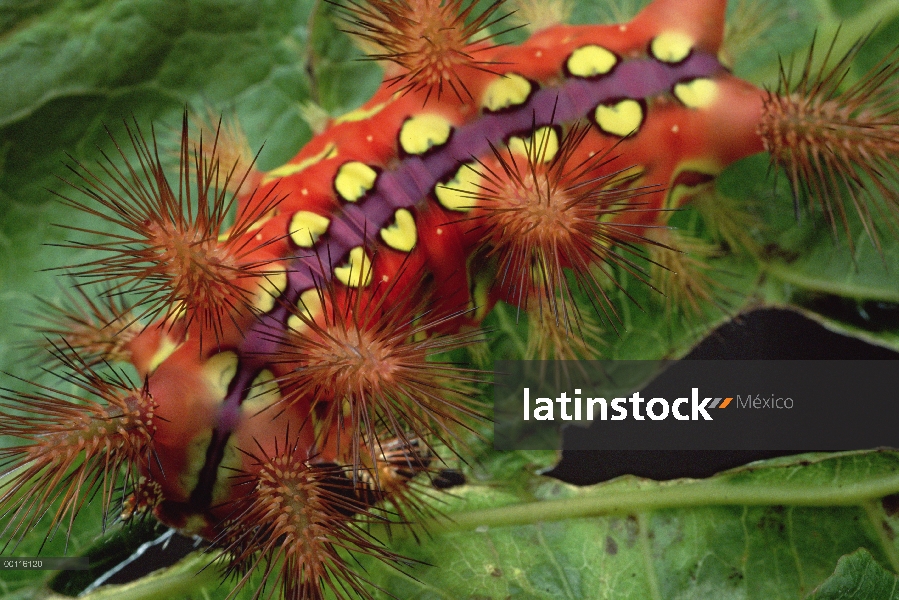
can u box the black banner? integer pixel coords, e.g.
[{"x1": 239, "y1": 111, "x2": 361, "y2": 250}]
[{"x1": 494, "y1": 360, "x2": 899, "y2": 451}]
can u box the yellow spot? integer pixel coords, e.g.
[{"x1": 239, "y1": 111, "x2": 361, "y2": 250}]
[
  {"x1": 210, "y1": 439, "x2": 244, "y2": 506},
  {"x1": 146, "y1": 335, "x2": 182, "y2": 373},
  {"x1": 650, "y1": 31, "x2": 694, "y2": 64},
  {"x1": 566, "y1": 45, "x2": 618, "y2": 78},
  {"x1": 436, "y1": 227, "x2": 443, "y2": 235},
  {"x1": 334, "y1": 246, "x2": 372, "y2": 287},
  {"x1": 399, "y1": 113, "x2": 453, "y2": 155},
  {"x1": 671, "y1": 124, "x2": 680, "y2": 133},
  {"x1": 334, "y1": 161, "x2": 378, "y2": 202},
  {"x1": 674, "y1": 78, "x2": 719, "y2": 109},
  {"x1": 264, "y1": 164, "x2": 304, "y2": 182},
  {"x1": 508, "y1": 126, "x2": 559, "y2": 163},
  {"x1": 334, "y1": 99, "x2": 391, "y2": 124},
  {"x1": 297, "y1": 288, "x2": 322, "y2": 319},
  {"x1": 253, "y1": 265, "x2": 287, "y2": 313},
  {"x1": 380, "y1": 208, "x2": 417, "y2": 252},
  {"x1": 381, "y1": 274, "x2": 389, "y2": 282},
  {"x1": 287, "y1": 288, "x2": 323, "y2": 332},
  {"x1": 241, "y1": 369, "x2": 282, "y2": 414},
  {"x1": 286, "y1": 313, "x2": 303, "y2": 333},
  {"x1": 263, "y1": 144, "x2": 337, "y2": 183},
  {"x1": 203, "y1": 351, "x2": 239, "y2": 400},
  {"x1": 180, "y1": 430, "x2": 212, "y2": 500},
  {"x1": 435, "y1": 162, "x2": 480, "y2": 212},
  {"x1": 595, "y1": 99, "x2": 644, "y2": 137},
  {"x1": 290, "y1": 210, "x2": 331, "y2": 247},
  {"x1": 482, "y1": 74, "x2": 533, "y2": 112}
]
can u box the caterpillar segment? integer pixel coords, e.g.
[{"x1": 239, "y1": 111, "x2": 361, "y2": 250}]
[
  {"x1": 24, "y1": 284, "x2": 141, "y2": 367},
  {"x1": 4, "y1": 0, "x2": 899, "y2": 597}
]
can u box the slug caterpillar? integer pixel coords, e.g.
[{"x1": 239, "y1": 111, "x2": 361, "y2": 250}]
[{"x1": 1, "y1": 0, "x2": 898, "y2": 598}]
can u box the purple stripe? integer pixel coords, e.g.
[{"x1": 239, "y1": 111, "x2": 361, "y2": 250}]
[
  {"x1": 242, "y1": 50, "x2": 725, "y2": 371},
  {"x1": 187, "y1": 51, "x2": 727, "y2": 508}
]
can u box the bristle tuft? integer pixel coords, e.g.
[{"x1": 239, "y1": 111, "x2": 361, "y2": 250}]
[
  {"x1": 355, "y1": 436, "x2": 439, "y2": 533},
  {"x1": 692, "y1": 189, "x2": 765, "y2": 256},
  {"x1": 463, "y1": 121, "x2": 662, "y2": 335},
  {"x1": 54, "y1": 112, "x2": 287, "y2": 345},
  {"x1": 274, "y1": 273, "x2": 486, "y2": 471},
  {"x1": 525, "y1": 289, "x2": 604, "y2": 360},
  {"x1": 647, "y1": 229, "x2": 726, "y2": 318},
  {"x1": 215, "y1": 447, "x2": 406, "y2": 600},
  {"x1": 758, "y1": 32, "x2": 899, "y2": 250},
  {"x1": 189, "y1": 109, "x2": 258, "y2": 195},
  {"x1": 0, "y1": 350, "x2": 156, "y2": 550},
  {"x1": 722, "y1": 0, "x2": 780, "y2": 67},
  {"x1": 26, "y1": 285, "x2": 140, "y2": 367},
  {"x1": 334, "y1": 0, "x2": 515, "y2": 102}
]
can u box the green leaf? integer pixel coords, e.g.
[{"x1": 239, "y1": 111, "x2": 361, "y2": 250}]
[
  {"x1": 366, "y1": 450, "x2": 899, "y2": 598},
  {"x1": 716, "y1": 152, "x2": 899, "y2": 353},
  {"x1": 808, "y1": 549, "x2": 899, "y2": 600}
]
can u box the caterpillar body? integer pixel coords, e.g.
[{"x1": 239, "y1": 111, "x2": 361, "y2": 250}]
[{"x1": 2, "y1": 0, "x2": 899, "y2": 598}]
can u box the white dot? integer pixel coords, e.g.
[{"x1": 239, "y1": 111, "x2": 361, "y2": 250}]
[
  {"x1": 619, "y1": 25, "x2": 627, "y2": 32},
  {"x1": 671, "y1": 124, "x2": 680, "y2": 133},
  {"x1": 366, "y1": 135, "x2": 373, "y2": 142},
  {"x1": 381, "y1": 274, "x2": 389, "y2": 282},
  {"x1": 436, "y1": 228, "x2": 443, "y2": 235},
  {"x1": 301, "y1": 188, "x2": 308, "y2": 195}
]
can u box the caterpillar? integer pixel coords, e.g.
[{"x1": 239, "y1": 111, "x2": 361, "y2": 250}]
[{"x1": 1, "y1": 0, "x2": 898, "y2": 598}]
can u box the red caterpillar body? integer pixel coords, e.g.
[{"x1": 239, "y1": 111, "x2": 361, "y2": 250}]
[
  {"x1": 132, "y1": 2, "x2": 763, "y2": 527},
  {"x1": 143, "y1": 0, "x2": 758, "y2": 530},
  {"x1": 3, "y1": 0, "x2": 898, "y2": 598}
]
